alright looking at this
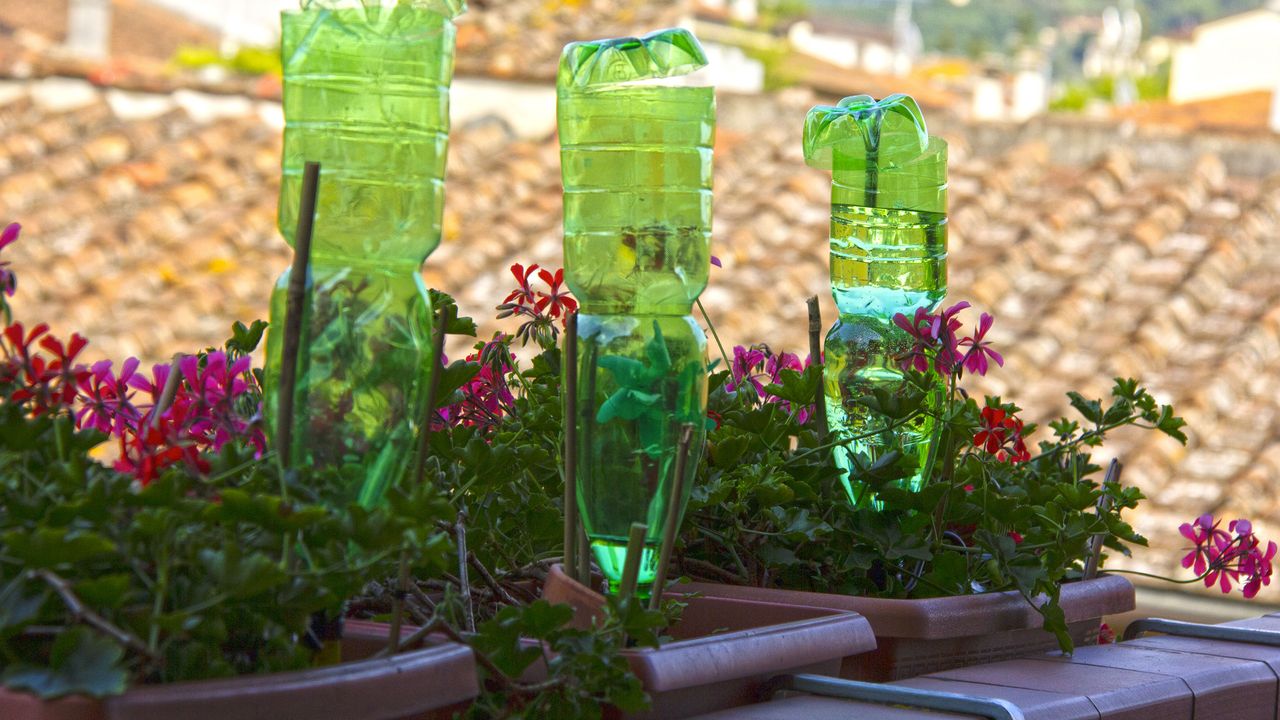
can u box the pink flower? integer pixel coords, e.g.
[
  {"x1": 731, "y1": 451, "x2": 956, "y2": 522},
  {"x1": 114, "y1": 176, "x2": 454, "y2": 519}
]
[
  {"x1": 893, "y1": 308, "x2": 934, "y2": 373},
  {"x1": 0, "y1": 223, "x2": 18, "y2": 298},
  {"x1": 1181, "y1": 515, "x2": 1276, "y2": 597},
  {"x1": 75, "y1": 358, "x2": 141, "y2": 434},
  {"x1": 959, "y1": 312, "x2": 1004, "y2": 377}
]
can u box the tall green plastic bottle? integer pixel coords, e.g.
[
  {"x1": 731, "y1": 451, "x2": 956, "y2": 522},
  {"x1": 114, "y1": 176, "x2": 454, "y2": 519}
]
[
  {"x1": 803, "y1": 94, "x2": 948, "y2": 507},
  {"x1": 558, "y1": 28, "x2": 712, "y2": 594},
  {"x1": 265, "y1": 0, "x2": 464, "y2": 507}
]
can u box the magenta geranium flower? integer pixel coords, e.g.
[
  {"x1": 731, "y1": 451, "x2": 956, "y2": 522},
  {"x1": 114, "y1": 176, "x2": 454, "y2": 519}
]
[
  {"x1": 959, "y1": 312, "x2": 1003, "y2": 377},
  {"x1": 0, "y1": 222, "x2": 18, "y2": 298}
]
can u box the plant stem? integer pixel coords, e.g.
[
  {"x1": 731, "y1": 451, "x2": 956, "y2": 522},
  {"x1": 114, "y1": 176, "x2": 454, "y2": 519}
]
[
  {"x1": 697, "y1": 298, "x2": 729, "y2": 371},
  {"x1": 411, "y1": 306, "x2": 451, "y2": 489},
  {"x1": 29, "y1": 569, "x2": 158, "y2": 662}
]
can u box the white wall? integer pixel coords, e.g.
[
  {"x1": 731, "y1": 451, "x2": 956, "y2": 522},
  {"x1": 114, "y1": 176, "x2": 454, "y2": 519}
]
[
  {"x1": 788, "y1": 22, "x2": 858, "y2": 69},
  {"x1": 1170, "y1": 10, "x2": 1280, "y2": 103}
]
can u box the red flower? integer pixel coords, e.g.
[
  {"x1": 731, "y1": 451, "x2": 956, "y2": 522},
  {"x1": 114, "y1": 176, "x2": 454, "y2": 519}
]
[
  {"x1": 1098, "y1": 622, "x2": 1115, "y2": 645},
  {"x1": 974, "y1": 405, "x2": 1029, "y2": 463},
  {"x1": 973, "y1": 406, "x2": 1012, "y2": 454},
  {"x1": 534, "y1": 267, "x2": 578, "y2": 319},
  {"x1": 503, "y1": 263, "x2": 540, "y2": 306},
  {"x1": 1008, "y1": 531, "x2": 1024, "y2": 544}
]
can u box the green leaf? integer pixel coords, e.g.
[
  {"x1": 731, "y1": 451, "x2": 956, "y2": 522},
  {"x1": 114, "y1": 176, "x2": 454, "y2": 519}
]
[
  {"x1": 2, "y1": 627, "x2": 128, "y2": 699},
  {"x1": 73, "y1": 575, "x2": 131, "y2": 611},
  {"x1": 1066, "y1": 392, "x2": 1102, "y2": 425},
  {"x1": 4, "y1": 528, "x2": 117, "y2": 569},
  {"x1": 0, "y1": 577, "x2": 49, "y2": 637}
]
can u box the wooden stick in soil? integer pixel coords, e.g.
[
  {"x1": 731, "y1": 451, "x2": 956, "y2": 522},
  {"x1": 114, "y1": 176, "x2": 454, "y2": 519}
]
[
  {"x1": 387, "y1": 550, "x2": 410, "y2": 654},
  {"x1": 1084, "y1": 459, "x2": 1122, "y2": 580},
  {"x1": 806, "y1": 295, "x2": 828, "y2": 442},
  {"x1": 147, "y1": 353, "x2": 185, "y2": 433},
  {"x1": 576, "y1": 523, "x2": 591, "y2": 589},
  {"x1": 650, "y1": 424, "x2": 695, "y2": 610},
  {"x1": 562, "y1": 311, "x2": 580, "y2": 582},
  {"x1": 617, "y1": 522, "x2": 649, "y2": 602},
  {"x1": 412, "y1": 305, "x2": 452, "y2": 488},
  {"x1": 456, "y1": 513, "x2": 475, "y2": 632},
  {"x1": 276, "y1": 160, "x2": 321, "y2": 467}
]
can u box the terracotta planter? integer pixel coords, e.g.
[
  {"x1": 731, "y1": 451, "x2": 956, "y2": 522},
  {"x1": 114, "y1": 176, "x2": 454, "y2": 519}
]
[
  {"x1": 679, "y1": 574, "x2": 1135, "y2": 681},
  {"x1": 0, "y1": 637, "x2": 478, "y2": 720},
  {"x1": 541, "y1": 563, "x2": 878, "y2": 719}
]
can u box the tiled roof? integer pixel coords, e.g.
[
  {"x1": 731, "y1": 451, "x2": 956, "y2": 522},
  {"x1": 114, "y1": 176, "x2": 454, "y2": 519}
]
[
  {"x1": 0, "y1": 0, "x2": 219, "y2": 64},
  {"x1": 3, "y1": 81, "x2": 1280, "y2": 592},
  {"x1": 1115, "y1": 90, "x2": 1277, "y2": 134}
]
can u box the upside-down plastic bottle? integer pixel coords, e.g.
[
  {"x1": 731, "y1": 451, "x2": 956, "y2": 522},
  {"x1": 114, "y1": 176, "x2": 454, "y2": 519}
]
[
  {"x1": 558, "y1": 28, "x2": 713, "y2": 593},
  {"x1": 803, "y1": 94, "x2": 948, "y2": 508},
  {"x1": 265, "y1": 0, "x2": 465, "y2": 508}
]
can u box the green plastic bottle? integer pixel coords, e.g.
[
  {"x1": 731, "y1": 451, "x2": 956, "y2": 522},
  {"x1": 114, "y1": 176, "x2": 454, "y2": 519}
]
[
  {"x1": 803, "y1": 94, "x2": 948, "y2": 507},
  {"x1": 558, "y1": 28, "x2": 712, "y2": 593},
  {"x1": 265, "y1": 0, "x2": 464, "y2": 507}
]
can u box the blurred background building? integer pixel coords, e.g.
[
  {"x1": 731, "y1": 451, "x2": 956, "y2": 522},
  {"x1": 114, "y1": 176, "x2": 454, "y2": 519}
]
[{"x1": 1, "y1": 0, "x2": 1279, "y2": 620}]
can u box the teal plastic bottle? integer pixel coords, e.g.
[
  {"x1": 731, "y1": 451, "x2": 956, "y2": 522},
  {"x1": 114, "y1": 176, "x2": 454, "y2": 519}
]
[
  {"x1": 803, "y1": 94, "x2": 948, "y2": 507},
  {"x1": 558, "y1": 28, "x2": 712, "y2": 593},
  {"x1": 265, "y1": 0, "x2": 464, "y2": 507}
]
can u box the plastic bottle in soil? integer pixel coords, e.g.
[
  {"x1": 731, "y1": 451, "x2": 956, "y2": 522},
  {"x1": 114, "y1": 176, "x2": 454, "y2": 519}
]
[
  {"x1": 265, "y1": 0, "x2": 464, "y2": 508},
  {"x1": 803, "y1": 94, "x2": 948, "y2": 508},
  {"x1": 559, "y1": 28, "x2": 712, "y2": 593}
]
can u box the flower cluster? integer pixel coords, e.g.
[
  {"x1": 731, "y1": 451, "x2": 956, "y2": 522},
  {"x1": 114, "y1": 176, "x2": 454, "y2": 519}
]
[
  {"x1": 893, "y1": 301, "x2": 1002, "y2": 378},
  {"x1": 0, "y1": 224, "x2": 263, "y2": 485},
  {"x1": 496, "y1": 263, "x2": 578, "y2": 348},
  {"x1": 727, "y1": 344, "x2": 816, "y2": 424},
  {"x1": 0, "y1": 223, "x2": 18, "y2": 319},
  {"x1": 1180, "y1": 515, "x2": 1277, "y2": 598},
  {"x1": 435, "y1": 337, "x2": 517, "y2": 433},
  {"x1": 973, "y1": 405, "x2": 1031, "y2": 463},
  {"x1": 893, "y1": 302, "x2": 1026, "y2": 463}
]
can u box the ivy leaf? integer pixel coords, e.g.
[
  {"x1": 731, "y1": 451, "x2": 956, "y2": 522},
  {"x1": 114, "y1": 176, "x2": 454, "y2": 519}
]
[
  {"x1": 225, "y1": 319, "x2": 268, "y2": 355},
  {"x1": 762, "y1": 366, "x2": 821, "y2": 406},
  {"x1": 1156, "y1": 406, "x2": 1188, "y2": 444},
  {"x1": 2, "y1": 627, "x2": 128, "y2": 699},
  {"x1": 1066, "y1": 392, "x2": 1102, "y2": 425}
]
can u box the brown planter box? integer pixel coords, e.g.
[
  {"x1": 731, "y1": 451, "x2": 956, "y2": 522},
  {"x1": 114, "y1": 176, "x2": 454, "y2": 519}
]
[
  {"x1": 535, "y1": 563, "x2": 878, "y2": 719},
  {"x1": 679, "y1": 574, "x2": 1134, "y2": 681},
  {"x1": 0, "y1": 638, "x2": 478, "y2": 720}
]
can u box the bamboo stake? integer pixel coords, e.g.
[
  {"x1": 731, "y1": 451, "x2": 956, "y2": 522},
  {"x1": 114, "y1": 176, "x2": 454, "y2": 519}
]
[
  {"x1": 387, "y1": 550, "x2": 410, "y2": 654},
  {"x1": 563, "y1": 311, "x2": 580, "y2": 581},
  {"x1": 456, "y1": 513, "x2": 475, "y2": 633},
  {"x1": 650, "y1": 424, "x2": 695, "y2": 610},
  {"x1": 276, "y1": 161, "x2": 321, "y2": 467},
  {"x1": 617, "y1": 522, "x2": 649, "y2": 602},
  {"x1": 1084, "y1": 459, "x2": 1123, "y2": 580},
  {"x1": 577, "y1": 523, "x2": 591, "y2": 588},
  {"x1": 806, "y1": 295, "x2": 828, "y2": 442}
]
